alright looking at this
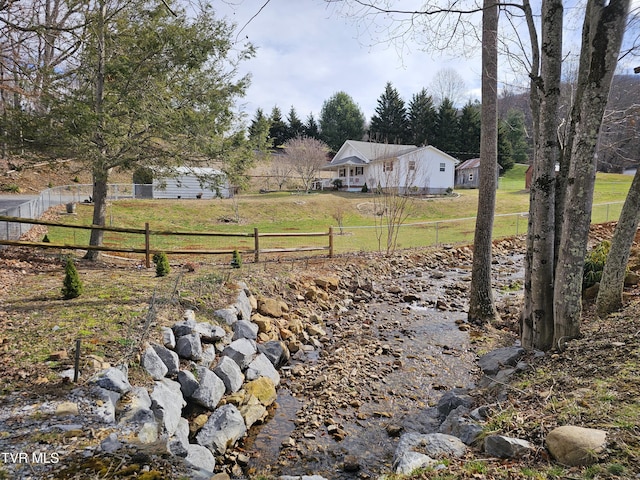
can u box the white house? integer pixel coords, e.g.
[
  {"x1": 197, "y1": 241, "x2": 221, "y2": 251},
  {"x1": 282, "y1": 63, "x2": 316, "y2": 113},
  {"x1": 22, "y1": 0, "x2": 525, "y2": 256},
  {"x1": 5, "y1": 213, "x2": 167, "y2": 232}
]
[
  {"x1": 321, "y1": 140, "x2": 457, "y2": 194},
  {"x1": 150, "y1": 166, "x2": 232, "y2": 199}
]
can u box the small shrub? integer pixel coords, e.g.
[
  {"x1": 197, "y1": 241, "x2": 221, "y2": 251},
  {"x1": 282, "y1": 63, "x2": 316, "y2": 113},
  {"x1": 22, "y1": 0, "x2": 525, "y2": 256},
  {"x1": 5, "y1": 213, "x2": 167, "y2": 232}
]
[
  {"x1": 42, "y1": 234, "x2": 50, "y2": 243},
  {"x1": 62, "y1": 257, "x2": 83, "y2": 299},
  {"x1": 154, "y1": 252, "x2": 170, "y2": 277},
  {"x1": 331, "y1": 178, "x2": 343, "y2": 190},
  {"x1": 1, "y1": 183, "x2": 21, "y2": 193},
  {"x1": 231, "y1": 249, "x2": 242, "y2": 269},
  {"x1": 361, "y1": 183, "x2": 368, "y2": 193},
  {"x1": 72, "y1": 176, "x2": 80, "y2": 183},
  {"x1": 583, "y1": 240, "x2": 611, "y2": 289}
]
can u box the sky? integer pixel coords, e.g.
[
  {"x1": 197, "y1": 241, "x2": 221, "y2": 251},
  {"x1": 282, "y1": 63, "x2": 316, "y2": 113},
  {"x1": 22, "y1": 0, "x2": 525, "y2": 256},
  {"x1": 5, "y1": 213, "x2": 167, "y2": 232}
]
[{"x1": 215, "y1": 0, "x2": 484, "y2": 123}]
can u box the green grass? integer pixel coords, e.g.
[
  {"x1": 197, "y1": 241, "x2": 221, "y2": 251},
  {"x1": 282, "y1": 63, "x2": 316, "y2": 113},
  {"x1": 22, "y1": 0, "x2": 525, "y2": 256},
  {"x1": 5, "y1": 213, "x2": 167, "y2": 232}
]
[{"x1": 44, "y1": 166, "x2": 632, "y2": 257}]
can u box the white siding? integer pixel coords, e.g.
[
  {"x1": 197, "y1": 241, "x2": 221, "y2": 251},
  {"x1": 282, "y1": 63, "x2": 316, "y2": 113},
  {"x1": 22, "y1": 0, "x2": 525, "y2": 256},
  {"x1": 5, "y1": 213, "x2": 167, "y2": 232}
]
[{"x1": 153, "y1": 168, "x2": 231, "y2": 199}]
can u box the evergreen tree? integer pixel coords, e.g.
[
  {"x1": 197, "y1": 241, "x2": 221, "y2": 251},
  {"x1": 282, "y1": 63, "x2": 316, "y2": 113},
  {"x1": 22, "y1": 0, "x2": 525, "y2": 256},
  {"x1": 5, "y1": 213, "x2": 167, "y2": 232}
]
[
  {"x1": 502, "y1": 109, "x2": 530, "y2": 164},
  {"x1": 433, "y1": 97, "x2": 460, "y2": 157},
  {"x1": 369, "y1": 82, "x2": 409, "y2": 144},
  {"x1": 287, "y1": 106, "x2": 305, "y2": 140},
  {"x1": 319, "y1": 91, "x2": 366, "y2": 152},
  {"x1": 248, "y1": 108, "x2": 272, "y2": 150},
  {"x1": 407, "y1": 88, "x2": 437, "y2": 146},
  {"x1": 498, "y1": 120, "x2": 515, "y2": 172},
  {"x1": 269, "y1": 106, "x2": 289, "y2": 147},
  {"x1": 457, "y1": 101, "x2": 481, "y2": 161},
  {"x1": 62, "y1": 257, "x2": 83, "y2": 299},
  {"x1": 304, "y1": 113, "x2": 321, "y2": 139}
]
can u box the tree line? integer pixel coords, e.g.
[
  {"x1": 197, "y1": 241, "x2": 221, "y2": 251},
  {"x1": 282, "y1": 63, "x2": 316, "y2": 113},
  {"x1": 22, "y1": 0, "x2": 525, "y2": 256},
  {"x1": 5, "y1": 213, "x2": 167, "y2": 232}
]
[{"x1": 249, "y1": 82, "x2": 531, "y2": 173}]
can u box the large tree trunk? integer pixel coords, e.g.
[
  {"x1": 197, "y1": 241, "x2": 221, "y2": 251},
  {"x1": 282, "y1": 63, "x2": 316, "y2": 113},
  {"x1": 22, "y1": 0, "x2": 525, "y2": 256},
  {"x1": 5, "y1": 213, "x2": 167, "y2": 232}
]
[
  {"x1": 596, "y1": 169, "x2": 640, "y2": 316},
  {"x1": 468, "y1": 0, "x2": 499, "y2": 323},
  {"x1": 553, "y1": 0, "x2": 630, "y2": 344},
  {"x1": 521, "y1": 0, "x2": 563, "y2": 351},
  {"x1": 85, "y1": 165, "x2": 109, "y2": 261}
]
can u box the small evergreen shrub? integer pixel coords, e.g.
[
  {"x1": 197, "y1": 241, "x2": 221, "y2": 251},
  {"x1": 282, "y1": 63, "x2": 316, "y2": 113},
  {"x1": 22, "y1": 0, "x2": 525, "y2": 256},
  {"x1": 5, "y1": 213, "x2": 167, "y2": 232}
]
[
  {"x1": 361, "y1": 183, "x2": 368, "y2": 193},
  {"x1": 231, "y1": 249, "x2": 242, "y2": 269},
  {"x1": 42, "y1": 234, "x2": 50, "y2": 243},
  {"x1": 154, "y1": 252, "x2": 170, "y2": 277},
  {"x1": 62, "y1": 257, "x2": 83, "y2": 299},
  {"x1": 583, "y1": 240, "x2": 611, "y2": 289}
]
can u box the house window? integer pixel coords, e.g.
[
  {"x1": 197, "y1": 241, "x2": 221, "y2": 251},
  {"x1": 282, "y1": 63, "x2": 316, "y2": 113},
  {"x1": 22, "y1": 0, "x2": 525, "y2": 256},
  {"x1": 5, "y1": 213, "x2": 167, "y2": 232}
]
[
  {"x1": 440, "y1": 162, "x2": 446, "y2": 172},
  {"x1": 383, "y1": 161, "x2": 394, "y2": 172},
  {"x1": 339, "y1": 168, "x2": 346, "y2": 177},
  {"x1": 409, "y1": 161, "x2": 416, "y2": 171},
  {"x1": 355, "y1": 166, "x2": 364, "y2": 175},
  {"x1": 468, "y1": 173, "x2": 474, "y2": 182}
]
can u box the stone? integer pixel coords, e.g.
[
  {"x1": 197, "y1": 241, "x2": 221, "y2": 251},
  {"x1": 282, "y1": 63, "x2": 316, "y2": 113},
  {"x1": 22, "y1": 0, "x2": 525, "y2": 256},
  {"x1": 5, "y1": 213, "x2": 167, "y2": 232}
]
[
  {"x1": 191, "y1": 366, "x2": 226, "y2": 410},
  {"x1": 438, "y1": 406, "x2": 483, "y2": 445},
  {"x1": 137, "y1": 421, "x2": 159, "y2": 444},
  {"x1": 152, "y1": 343, "x2": 180, "y2": 376},
  {"x1": 258, "y1": 341, "x2": 290, "y2": 368},
  {"x1": 142, "y1": 344, "x2": 168, "y2": 380},
  {"x1": 245, "y1": 377, "x2": 277, "y2": 406},
  {"x1": 199, "y1": 345, "x2": 217, "y2": 366},
  {"x1": 176, "y1": 333, "x2": 203, "y2": 361},
  {"x1": 624, "y1": 271, "x2": 640, "y2": 286},
  {"x1": 306, "y1": 323, "x2": 326, "y2": 337},
  {"x1": 90, "y1": 367, "x2": 132, "y2": 394},
  {"x1": 184, "y1": 309, "x2": 197, "y2": 322},
  {"x1": 437, "y1": 389, "x2": 474, "y2": 418},
  {"x1": 186, "y1": 444, "x2": 216, "y2": 473},
  {"x1": 213, "y1": 356, "x2": 245, "y2": 393},
  {"x1": 161, "y1": 327, "x2": 176, "y2": 349},
  {"x1": 393, "y1": 432, "x2": 464, "y2": 474},
  {"x1": 233, "y1": 320, "x2": 259, "y2": 341},
  {"x1": 251, "y1": 313, "x2": 272, "y2": 334},
  {"x1": 222, "y1": 338, "x2": 257, "y2": 369},
  {"x1": 478, "y1": 347, "x2": 525, "y2": 376},
  {"x1": 49, "y1": 350, "x2": 68, "y2": 361},
  {"x1": 314, "y1": 276, "x2": 340, "y2": 290},
  {"x1": 214, "y1": 307, "x2": 239, "y2": 326},
  {"x1": 118, "y1": 387, "x2": 155, "y2": 424},
  {"x1": 177, "y1": 370, "x2": 199, "y2": 398},
  {"x1": 245, "y1": 353, "x2": 281, "y2": 386},
  {"x1": 234, "y1": 288, "x2": 253, "y2": 321},
  {"x1": 393, "y1": 451, "x2": 436, "y2": 475},
  {"x1": 196, "y1": 404, "x2": 247, "y2": 454},
  {"x1": 168, "y1": 418, "x2": 190, "y2": 457},
  {"x1": 100, "y1": 433, "x2": 121, "y2": 453},
  {"x1": 55, "y1": 401, "x2": 79, "y2": 416},
  {"x1": 484, "y1": 435, "x2": 534, "y2": 458},
  {"x1": 343, "y1": 455, "x2": 360, "y2": 472},
  {"x1": 194, "y1": 322, "x2": 226, "y2": 342},
  {"x1": 91, "y1": 386, "x2": 120, "y2": 423},
  {"x1": 240, "y1": 403, "x2": 267, "y2": 428},
  {"x1": 257, "y1": 296, "x2": 283, "y2": 317},
  {"x1": 172, "y1": 320, "x2": 196, "y2": 338},
  {"x1": 150, "y1": 378, "x2": 186, "y2": 436},
  {"x1": 546, "y1": 426, "x2": 607, "y2": 466}
]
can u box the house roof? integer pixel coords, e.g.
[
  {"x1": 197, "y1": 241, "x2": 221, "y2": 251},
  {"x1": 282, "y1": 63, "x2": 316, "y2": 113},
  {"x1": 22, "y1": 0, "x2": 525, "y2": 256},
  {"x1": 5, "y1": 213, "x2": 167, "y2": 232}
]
[
  {"x1": 456, "y1": 158, "x2": 481, "y2": 170},
  {"x1": 343, "y1": 140, "x2": 419, "y2": 161},
  {"x1": 321, "y1": 156, "x2": 367, "y2": 169}
]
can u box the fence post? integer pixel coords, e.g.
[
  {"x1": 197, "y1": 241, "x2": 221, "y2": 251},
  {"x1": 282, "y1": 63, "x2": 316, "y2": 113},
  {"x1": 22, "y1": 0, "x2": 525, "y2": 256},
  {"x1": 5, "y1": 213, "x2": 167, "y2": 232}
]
[
  {"x1": 329, "y1": 226, "x2": 334, "y2": 257},
  {"x1": 145, "y1": 222, "x2": 151, "y2": 268},
  {"x1": 254, "y1": 228, "x2": 259, "y2": 263},
  {"x1": 73, "y1": 339, "x2": 81, "y2": 383},
  {"x1": 435, "y1": 222, "x2": 439, "y2": 245}
]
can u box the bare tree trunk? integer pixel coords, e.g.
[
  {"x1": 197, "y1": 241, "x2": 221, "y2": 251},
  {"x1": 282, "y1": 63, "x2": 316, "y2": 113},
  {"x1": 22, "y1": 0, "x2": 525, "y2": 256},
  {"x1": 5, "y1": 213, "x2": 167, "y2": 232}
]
[
  {"x1": 468, "y1": 0, "x2": 499, "y2": 323},
  {"x1": 596, "y1": 169, "x2": 640, "y2": 316},
  {"x1": 553, "y1": 0, "x2": 630, "y2": 344},
  {"x1": 521, "y1": 0, "x2": 563, "y2": 351}
]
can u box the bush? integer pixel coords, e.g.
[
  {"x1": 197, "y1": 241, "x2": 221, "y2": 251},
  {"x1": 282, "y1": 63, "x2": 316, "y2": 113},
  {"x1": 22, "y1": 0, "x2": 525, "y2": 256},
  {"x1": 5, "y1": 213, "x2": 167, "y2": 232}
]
[
  {"x1": 361, "y1": 183, "x2": 368, "y2": 193},
  {"x1": 583, "y1": 240, "x2": 611, "y2": 289},
  {"x1": 332, "y1": 179, "x2": 343, "y2": 190},
  {"x1": 231, "y1": 249, "x2": 242, "y2": 269},
  {"x1": 42, "y1": 234, "x2": 50, "y2": 243},
  {"x1": 62, "y1": 257, "x2": 83, "y2": 299},
  {"x1": 154, "y1": 252, "x2": 170, "y2": 277}
]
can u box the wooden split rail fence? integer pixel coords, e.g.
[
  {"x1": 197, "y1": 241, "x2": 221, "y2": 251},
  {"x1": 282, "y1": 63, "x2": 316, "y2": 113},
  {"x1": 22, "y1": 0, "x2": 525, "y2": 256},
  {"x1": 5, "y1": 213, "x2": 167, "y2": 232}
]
[{"x1": 0, "y1": 215, "x2": 334, "y2": 266}]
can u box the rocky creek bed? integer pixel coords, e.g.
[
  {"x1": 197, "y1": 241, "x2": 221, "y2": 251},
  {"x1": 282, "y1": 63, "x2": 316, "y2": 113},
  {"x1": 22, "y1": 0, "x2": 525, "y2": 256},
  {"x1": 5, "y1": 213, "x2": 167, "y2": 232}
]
[{"x1": 0, "y1": 238, "x2": 534, "y2": 479}]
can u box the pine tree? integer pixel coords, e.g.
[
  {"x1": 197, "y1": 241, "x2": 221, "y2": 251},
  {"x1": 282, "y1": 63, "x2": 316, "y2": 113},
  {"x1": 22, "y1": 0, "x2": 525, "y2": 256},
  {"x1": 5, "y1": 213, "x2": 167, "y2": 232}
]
[
  {"x1": 319, "y1": 91, "x2": 366, "y2": 152},
  {"x1": 269, "y1": 106, "x2": 290, "y2": 147},
  {"x1": 248, "y1": 108, "x2": 273, "y2": 151},
  {"x1": 369, "y1": 82, "x2": 409, "y2": 144},
  {"x1": 154, "y1": 252, "x2": 170, "y2": 277},
  {"x1": 457, "y1": 101, "x2": 481, "y2": 160},
  {"x1": 304, "y1": 113, "x2": 321, "y2": 139},
  {"x1": 502, "y1": 109, "x2": 530, "y2": 164},
  {"x1": 433, "y1": 97, "x2": 460, "y2": 157},
  {"x1": 62, "y1": 257, "x2": 83, "y2": 299},
  {"x1": 287, "y1": 106, "x2": 304, "y2": 140},
  {"x1": 407, "y1": 88, "x2": 437, "y2": 146}
]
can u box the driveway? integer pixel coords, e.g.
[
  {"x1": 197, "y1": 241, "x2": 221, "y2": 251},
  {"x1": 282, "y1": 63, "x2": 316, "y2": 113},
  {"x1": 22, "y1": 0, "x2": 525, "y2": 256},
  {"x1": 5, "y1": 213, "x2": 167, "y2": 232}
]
[{"x1": 0, "y1": 195, "x2": 37, "y2": 215}]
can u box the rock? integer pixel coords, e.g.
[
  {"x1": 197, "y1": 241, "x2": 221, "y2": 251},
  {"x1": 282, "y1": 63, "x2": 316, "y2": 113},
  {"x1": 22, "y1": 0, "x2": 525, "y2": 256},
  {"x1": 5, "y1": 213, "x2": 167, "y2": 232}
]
[
  {"x1": 55, "y1": 401, "x2": 78, "y2": 416},
  {"x1": 199, "y1": 345, "x2": 217, "y2": 366},
  {"x1": 233, "y1": 320, "x2": 259, "y2": 341},
  {"x1": 196, "y1": 404, "x2": 247, "y2": 454},
  {"x1": 162, "y1": 327, "x2": 176, "y2": 349},
  {"x1": 478, "y1": 347, "x2": 525, "y2": 376},
  {"x1": 152, "y1": 343, "x2": 180, "y2": 376},
  {"x1": 257, "y1": 296, "x2": 283, "y2": 318},
  {"x1": 150, "y1": 378, "x2": 186, "y2": 436},
  {"x1": 213, "y1": 356, "x2": 245, "y2": 393},
  {"x1": 393, "y1": 451, "x2": 436, "y2": 475},
  {"x1": 177, "y1": 370, "x2": 199, "y2": 398},
  {"x1": 245, "y1": 377, "x2": 277, "y2": 406},
  {"x1": 191, "y1": 366, "x2": 226, "y2": 410},
  {"x1": 437, "y1": 389, "x2": 474, "y2": 419},
  {"x1": 234, "y1": 288, "x2": 253, "y2": 321},
  {"x1": 624, "y1": 271, "x2": 640, "y2": 286},
  {"x1": 100, "y1": 433, "x2": 121, "y2": 453},
  {"x1": 245, "y1": 353, "x2": 281, "y2": 386},
  {"x1": 175, "y1": 333, "x2": 203, "y2": 361},
  {"x1": 258, "y1": 341, "x2": 290, "y2": 368},
  {"x1": 343, "y1": 455, "x2": 360, "y2": 472},
  {"x1": 214, "y1": 307, "x2": 238, "y2": 326},
  {"x1": 91, "y1": 386, "x2": 120, "y2": 423},
  {"x1": 484, "y1": 435, "x2": 534, "y2": 458},
  {"x1": 195, "y1": 322, "x2": 226, "y2": 342},
  {"x1": 118, "y1": 387, "x2": 155, "y2": 424},
  {"x1": 90, "y1": 367, "x2": 132, "y2": 394},
  {"x1": 315, "y1": 276, "x2": 339, "y2": 290},
  {"x1": 222, "y1": 338, "x2": 257, "y2": 369},
  {"x1": 186, "y1": 444, "x2": 216, "y2": 473},
  {"x1": 393, "y1": 432, "x2": 465, "y2": 474},
  {"x1": 438, "y1": 406, "x2": 483, "y2": 445},
  {"x1": 137, "y1": 421, "x2": 159, "y2": 444},
  {"x1": 142, "y1": 344, "x2": 168, "y2": 380},
  {"x1": 239, "y1": 402, "x2": 268, "y2": 429},
  {"x1": 184, "y1": 309, "x2": 197, "y2": 322},
  {"x1": 546, "y1": 426, "x2": 607, "y2": 466},
  {"x1": 251, "y1": 313, "x2": 272, "y2": 334},
  {"x1": 306, "y1": 323, "x2": 326, "y2": 337},
  {"x1": 49, "y1": 350, "x2": 68, "y2": 361},
  {"x1": 172, "y1": 320, "x2": 196, "y2": 338}
]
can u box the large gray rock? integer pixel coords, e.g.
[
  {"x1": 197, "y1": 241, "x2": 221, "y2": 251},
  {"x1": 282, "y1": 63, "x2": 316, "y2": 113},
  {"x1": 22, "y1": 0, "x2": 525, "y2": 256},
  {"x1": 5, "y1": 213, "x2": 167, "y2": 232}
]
[
  {"x1": 167, "y1": 417, "x2": 190, "y2": 457},
  {"x1": 234, "y1": 288, "x2": 253, "y2": 321},
  {"x1": 546, "y1": 426, "x2": 607, "y2": 466},
  {"x1": 142, "y1": 344, "x2": 168, "y2": 380},
  {"x1": 222, "y1": 338, "x2": 257, "y2": 369},
  {"x1": 177, "y1": 370, "x2": 199, "y2": 398},
  {"x1": 484, "y1": 435, "x2": 534, "y2": 458},
  {"x1": 214, "y1": 307, "x2": 239, "y2": 326},
  {"x1": 199, "y1": 345, "x2": 217, "y2": 367},
  {"x1": 161, "y1": 327, "x2": 176, "y2": 349},
  {"x1": 91, "y1": 367, "x2": 132, "y2": 394},
  {"x1": 437, "y1": 389, "x2": 474, "y2": 419},
  {"x1": 393, "y1": 432, "x2": 465, "y2": 474},
  {"x1": 196, "y1": 404, "x2": 247, "y2": 454},
  {"x1": 245, "y1": 353, "x2": 281, "y2": 386},
  {"x1": 191, "y1": 366, "x2": 226, "y2": 410},
  {"x1": 258, "y1": 341, "x2": 290, "y2": 368},
  {"x1": 172, "y1": 319, "x2": 196, "y2": 338},
  {"x1": 393, "y1": 451, "x2": 437, "y2": 475},
  {"x1": 91, "y1": 386, "x2": 120, "y2": 423},
  {"x1": 233, "y1": 320, "x2": 259, "y2": 341},
  {"x1": 213, "y1": 356, "x2": 245, "y2": 393},
  {"x1": 117, "y1": 387, "x2": 155, "y2": 424},
  {"x1": 194, "y1": 322, "x2": 226, "y2": 342},
  {"x1": 478, "y1": 347, "x2": 525, "y2": 376},
  {"x1": 150, "y1": 379, "x2": 186, "y2": 436},
  {"x1": 438, "y1": 406, "x2": 483, "y2": 445},
  {"x1": 152, "y1": 343, "x2": 180, "y2": 376},
  {"x1": 185, "y1": 444, "x2": 216, "y2": 473},
  {"x1": 176, "y1": 333, "x2": 203, "y2": 361}
]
